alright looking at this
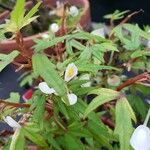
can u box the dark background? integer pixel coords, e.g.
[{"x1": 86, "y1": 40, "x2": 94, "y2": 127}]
[{"x1": 90, "y1": 0, "x2": 150, "y2": 25}]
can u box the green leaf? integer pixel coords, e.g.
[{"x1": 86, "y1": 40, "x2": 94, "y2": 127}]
[
  {"x1": 146, "y1": 60, "x2": 150, "y2": 72},
  {"x1": 47, "y1": 135, "x2": 61, "y2": 150},
  {"x1": 84, "y1": 88, "x2": 120, "y2": 117},
  {"x1": 112, "y1": 24, "x2": 141, "y2": 50},
  {"x1": 66, "y1": 40, "x2": 73, "y2": 55},
  {"x1": 32, "y1": 95, "x2": 46, "y2": 129},
  {"x1": 127, "y1": 95, "x2": 148, "y2": 121},
  {"x1": 9, "y1": 128, "x2": 25, "y2": 150},
  {"x1": 104, "y1": 10, "x2": 129, "y2": 20},
  {"x1": 123, "y1": 23, "x2": 150, "y2": 41},
  {"x1": 70, "y1": 31, "x2": 105, "y2": 42},
  {"x1": 79, "y1": 46, "x2": 92, "y2": 62},
  {"x1": 70, "y1": 39, "x2": 86, "y2": 51},
  {"x1": 134, "y1": 84, "x2": 150, "y2": 96},
  {"x1": 64, "y1": 134, "x2": 85, "y2": 150},
  {"x1": 97, "y1": 43, "x2": 118, "y2": 52},
  {"x1": 7, "y1": 92, "x2": 20, "y2": 103},
  {"x1": 87, "y1": 120, "x2": 114, "y2": 150},
  {"x1": 75, "y1": 87, "x2": 95, "y2": 96},
  {"x1": 0, "y1": 51, "x2": 19, "y2": 72},
  {"x1": 114, "y1": 97, "x2": 135, "y2": 150},
  {"x1": 55, "y1": 97, "x2": 70, "y2": 120},
  {"x1": 22, "y1": 16, "x2": 39, "y2": 29},
  {"x1": 91, "y1": 43, "x2": 118, "y2": 63},
  {"x1": 131, "y1": 50, "x2": 150, "y2": 58},
  {"x1": 33, "y1": 35, "x2": 69, "y2": 52},
  {"x1": 20, "y1": 74, "x2": 33, "y2": 87},
  {"x1": 11, "y1": 0, "x2": 25, "y2": 27},
  {"x1": 23, "y1": 2, "x2": 41, "y2": 23},
  {"x1": 4, "y1": 0, "x2": 40, "y2": 33},
  {"x1": 77, "y1": 63, "x2": 120, "y2": 73},
  {"x1": 23, "y1": 127, "x2": 48, "y2": 149},
  {"x1": 32, "y1": 54, "x2": 69, "y2": 105}
]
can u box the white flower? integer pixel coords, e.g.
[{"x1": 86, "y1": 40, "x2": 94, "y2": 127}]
[
  {"x1": 50, "y1": 23, "x2": 59, "y2": 33},
  {"x1": 3, "y1": 116, "x2": 21, "y2": 130},
  {"x1": 69, "y1": 6, "x2": 79, "y2": 17},
  {"x1": 68, "y1": 93, "x2": 77, "y2": 105},
  {"x1": 130, "y1": 125, "x2": 150, "y2": 150},
  {"x1": 42, "y1": 33, "x2": 49, "y2": 39},
  {"x1": 64, "y1": 63, "x2": 78, "y2": 82},
  {"x1": 38, "y1": 82, "x2": 56, "y2": 94},
  {"x1": 80, "y1": 74, "x2": 91, "y2": 87},
  {"x1": 91, "y1": 28, "x2": 105, "y2": 38},
  {"x1": 107, "y1": 75, "x2": 121, "y2": 86}
]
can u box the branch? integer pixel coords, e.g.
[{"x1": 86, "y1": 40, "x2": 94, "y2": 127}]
[
  {"x1": 0, "y1": 100, "x2": 30, "y2": 108},
  {"x1": 116, "y1": 72, "x2": 150, "y2": 91},
  {"x1": 101, "y1": 116, "x2": 115, "y2": 129},
  {"x1": 120, "y1": 9, "x2": 144, "y2": 25},
  {"x1": 53, "y1": 115, "x2": 67, "y2": 131},
  {"x1": 0, "y1": 100, "x2": 52, "y2": 113}
]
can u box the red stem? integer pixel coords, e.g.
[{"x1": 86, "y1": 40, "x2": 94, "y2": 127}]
[{"x1": 116, "y1": 72, "x2": 150, "y2": 91}]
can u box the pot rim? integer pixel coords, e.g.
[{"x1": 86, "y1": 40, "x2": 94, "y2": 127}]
[{"x1": 0, "y1": 0, "x2": 90, "y2": 46}]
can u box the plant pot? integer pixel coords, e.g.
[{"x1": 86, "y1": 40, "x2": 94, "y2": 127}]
[{"x1": 0, "y1": 0, "x2": 91, "y2": 62}]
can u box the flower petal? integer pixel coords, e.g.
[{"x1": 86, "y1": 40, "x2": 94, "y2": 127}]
[
  {"x1": 130, "y1": 125, "x2": 150, "y2": 150},
  {"x1": 64, "y1": 63, "x2": 78, "y2": 82},
  {"x1": 38, "y1": 82, "x2": 56, "y2": 94},
  {"x1": 68, "y1": 93, "x2": 77, "y2": 105},
  {"x1": 4, "y1": 116, "x2": 21, "y2": 130}
]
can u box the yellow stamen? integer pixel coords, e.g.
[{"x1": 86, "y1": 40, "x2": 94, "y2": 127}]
[{"x1": 68, "y1": 67, "x2": 74, "y2": 77}]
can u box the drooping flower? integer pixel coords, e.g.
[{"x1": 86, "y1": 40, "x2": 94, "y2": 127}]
[
  {"x1": 64, "y1": 63, "x2": 78, "y2": 82},
  {"x1": 130, "y1": 108, "x2": 150, "y2": 150},
  {"x1": 130, "y1": 125, "x2": 150, "y2": 150},
  {"x1": 69, "y1": 6, "x2": 79, "y2": 17},
  {"x1": 3, "y1": 116, "x2": 21, "y2": 130},
  {"x1": 91, "y1": 28, "x2": 105, "y2": 38},
  {"x1": 67, "y1": 93, "x2": 77, "y2": 105},
  {"x1": 107, "y1": 75, "x2": 121, "y2": 86},
  {"x1": 50, "y1": 23, "x2": 59, "y2": 33},
  {"x1": 38, "y1": 82, "x2": 56, "y2": 94}
]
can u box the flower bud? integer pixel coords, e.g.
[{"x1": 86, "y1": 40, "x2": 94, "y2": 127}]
[
  {"x1": 69, "y1": 6, "x2": 79, "y2": 17},
  {"x1": 68, "y1": 93, "x2": 77, "y2": 105},
  {"x1": 50, "y1": 23, "x2": 59, "y2": 33}
]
